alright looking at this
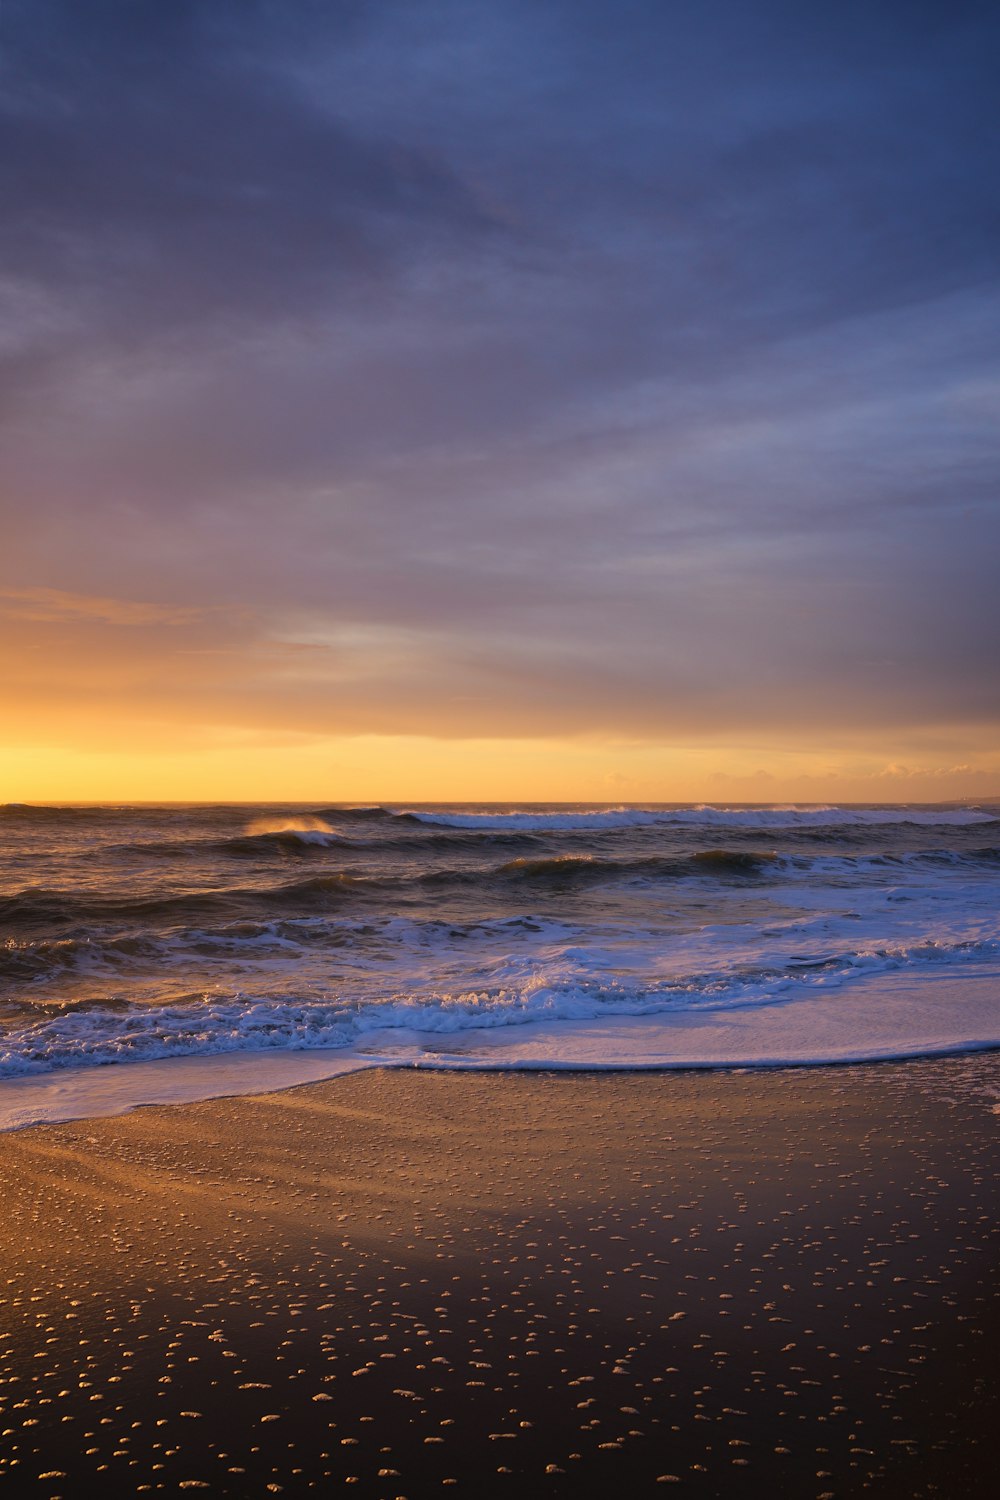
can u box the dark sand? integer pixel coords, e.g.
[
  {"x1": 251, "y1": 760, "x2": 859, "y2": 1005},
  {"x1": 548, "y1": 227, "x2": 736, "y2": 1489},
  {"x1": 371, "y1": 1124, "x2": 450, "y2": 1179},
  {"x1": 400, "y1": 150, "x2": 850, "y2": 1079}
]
[{"x1": 1, "y1": 1055, "x2": 999, "y2": 1498}]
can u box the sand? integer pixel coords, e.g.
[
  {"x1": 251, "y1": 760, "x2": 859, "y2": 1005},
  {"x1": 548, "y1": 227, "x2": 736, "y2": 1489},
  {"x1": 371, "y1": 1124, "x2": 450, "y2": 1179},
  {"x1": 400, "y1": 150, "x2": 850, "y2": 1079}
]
[{"x1": 1, "y1": 1055, "x2": 999, "y2": 1497}]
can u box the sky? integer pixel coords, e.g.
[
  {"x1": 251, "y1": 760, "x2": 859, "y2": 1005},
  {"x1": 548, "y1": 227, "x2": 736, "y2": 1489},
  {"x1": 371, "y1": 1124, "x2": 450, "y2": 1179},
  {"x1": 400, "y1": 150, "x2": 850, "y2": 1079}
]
[{"x1": 2, "y1": 0, "x2": 998, "y2": 802}]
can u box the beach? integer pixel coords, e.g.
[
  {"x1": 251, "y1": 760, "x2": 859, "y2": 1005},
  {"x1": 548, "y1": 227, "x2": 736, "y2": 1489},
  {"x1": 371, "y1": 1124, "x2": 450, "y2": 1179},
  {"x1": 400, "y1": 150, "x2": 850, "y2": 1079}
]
[
  {"x1": 6, "y1": 0, "x2": 1000, "y2": 1487},
  {"x1": 2, "y1": 1055, "x2": 998, "y2": 1497}
]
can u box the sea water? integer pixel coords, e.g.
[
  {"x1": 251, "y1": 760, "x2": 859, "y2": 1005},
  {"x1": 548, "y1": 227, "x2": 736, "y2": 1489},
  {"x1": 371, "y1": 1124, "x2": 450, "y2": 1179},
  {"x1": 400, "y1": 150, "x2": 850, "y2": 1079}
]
[{"x1": 1, "y1": 801, "x2": 998, "y2": 1127}]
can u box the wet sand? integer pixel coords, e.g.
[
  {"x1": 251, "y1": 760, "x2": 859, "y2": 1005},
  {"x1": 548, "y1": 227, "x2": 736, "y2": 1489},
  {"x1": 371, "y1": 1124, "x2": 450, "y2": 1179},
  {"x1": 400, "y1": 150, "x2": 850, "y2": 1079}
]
[{"x1": 1, "y1": 1056, "x2": 999, "y2": 1497}]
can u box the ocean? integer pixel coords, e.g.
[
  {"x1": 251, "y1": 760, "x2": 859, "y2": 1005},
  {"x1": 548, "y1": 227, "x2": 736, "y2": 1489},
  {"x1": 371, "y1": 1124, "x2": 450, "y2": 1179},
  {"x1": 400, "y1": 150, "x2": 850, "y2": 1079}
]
[{"x1": 2, "y1": 801, "x2": 999, "y2": 1127}]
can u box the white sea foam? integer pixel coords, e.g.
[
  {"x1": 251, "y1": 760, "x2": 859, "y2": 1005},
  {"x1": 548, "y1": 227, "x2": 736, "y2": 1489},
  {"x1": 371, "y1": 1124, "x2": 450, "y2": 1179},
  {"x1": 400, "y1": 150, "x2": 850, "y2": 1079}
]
[
  {"x1": 2, "y1": 930, "x2": 997, "y2": 1080},
  {"x1": 1, "y1": 970, "x2": 997, "y2": 1131},
  {"x1": 409, "y1": 805, "x2": 995, "y2": 831}
]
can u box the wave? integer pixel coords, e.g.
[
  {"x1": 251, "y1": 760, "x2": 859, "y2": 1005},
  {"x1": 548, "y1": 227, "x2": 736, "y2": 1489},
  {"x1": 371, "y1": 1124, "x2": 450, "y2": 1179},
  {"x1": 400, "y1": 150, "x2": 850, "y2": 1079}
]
[
  {"x1": 8, "y1": 837, "x2": 1000, "y2": 935},
  {"x1": 0, "y1": 909, "x2": 575, "y2": 986},
  {"x1": 314, "y1": 805, "x2": 420, "y2": 824},
  {"x1": 56, "y1": 832, "x2": 356, "y2": 863},
  {"x1": 243, "y1": 815, "x2": 345, "y2": 842},
  {"x1": 219, "y1": 820, "x2": 541, "y2": 856},
  {"x1": 4, "y1": 802, "x2": 996, "y2": 838},
  {"x1": 0, "y1": 931, "x2": 164, "y2": 982},
  {"x1": 772, "y1": 848, "x2": 1000, "y2": 889},
  {"x1": 206, "y1": 816, "x2": 357, "y2": 856},
  {"x1": 0, "y1": 848, "x2": 786, "y2": 931},
  {"x1": 95, "y1": 826, "x2": 547, "y2": 863},
  {"x1": 408, "y1": 804, "x2": 998, "y2": 831},
  {"x1": 2, "y1": 933, "x2": 997, "y2": 1079},
  {"x1": 496, "y1": 850, "x2": 778, "y2": 883},
  {"x1": 0, "y1": 872, "x2": 383, "y2": 932},
  {"x1": 0, "y1": 803, "x2": 103, "y2": 821}
]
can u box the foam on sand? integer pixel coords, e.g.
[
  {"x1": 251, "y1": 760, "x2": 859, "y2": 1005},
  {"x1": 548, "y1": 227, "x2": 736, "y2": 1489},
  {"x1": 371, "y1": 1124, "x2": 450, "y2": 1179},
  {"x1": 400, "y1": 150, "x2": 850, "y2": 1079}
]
[{"x1": 0, "y1": 1049, "x2": 379, "y2": 1132}]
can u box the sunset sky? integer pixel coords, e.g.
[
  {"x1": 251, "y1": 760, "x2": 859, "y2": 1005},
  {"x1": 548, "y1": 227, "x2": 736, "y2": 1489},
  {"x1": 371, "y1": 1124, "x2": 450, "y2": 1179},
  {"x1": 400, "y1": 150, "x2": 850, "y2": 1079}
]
[{"x1": 3, "y1": 0, "x2": 998, "y2": 802}]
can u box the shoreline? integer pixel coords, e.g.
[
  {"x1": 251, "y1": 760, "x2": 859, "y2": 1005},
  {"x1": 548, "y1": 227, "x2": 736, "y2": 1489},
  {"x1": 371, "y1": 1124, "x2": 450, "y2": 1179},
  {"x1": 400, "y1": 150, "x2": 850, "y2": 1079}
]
[
  {"x1": 2, "y1": 1054, "x2": 998, "y2": 1495},
  {"x1": 3, "y1": 965, "x2": 999, "y2": 1132}
]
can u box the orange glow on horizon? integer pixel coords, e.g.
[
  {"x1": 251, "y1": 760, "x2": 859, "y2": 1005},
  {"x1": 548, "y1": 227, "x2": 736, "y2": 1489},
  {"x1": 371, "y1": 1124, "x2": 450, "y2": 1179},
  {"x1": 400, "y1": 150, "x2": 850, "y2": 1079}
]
[{"x1": 3, "y1": 733, "x2": 998, "y2": 806}]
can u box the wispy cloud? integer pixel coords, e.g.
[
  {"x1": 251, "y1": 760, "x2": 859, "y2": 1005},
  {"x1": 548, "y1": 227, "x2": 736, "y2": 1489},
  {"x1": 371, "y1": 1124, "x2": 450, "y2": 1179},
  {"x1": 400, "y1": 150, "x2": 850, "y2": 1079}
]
[{"x1": 0, "y1": 587, "x2": 207, "y2": 627}]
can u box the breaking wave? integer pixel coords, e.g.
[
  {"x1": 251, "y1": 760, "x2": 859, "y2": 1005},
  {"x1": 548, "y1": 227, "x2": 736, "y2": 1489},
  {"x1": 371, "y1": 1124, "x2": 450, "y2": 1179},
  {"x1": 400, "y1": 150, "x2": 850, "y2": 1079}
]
[
  {"x1": 408, "y1": 805, "x2": 997, "y2": 832},
  {"x1": 2, "y1": 933, "x2": 998, "y2": 1078}
]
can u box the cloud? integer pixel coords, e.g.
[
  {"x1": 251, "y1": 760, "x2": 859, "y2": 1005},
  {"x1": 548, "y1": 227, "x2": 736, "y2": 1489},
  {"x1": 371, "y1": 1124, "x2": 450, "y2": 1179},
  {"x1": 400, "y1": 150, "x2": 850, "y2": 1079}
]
[
  {"x1": 879, "y1": 763, "x2": 974, "y2": 781},
  {"x1": 1, "y1": 0, "x2": 998, "y2": 767},
  {"x1": 0, "y1": 587, "x2": 208, "y2": 626}
]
